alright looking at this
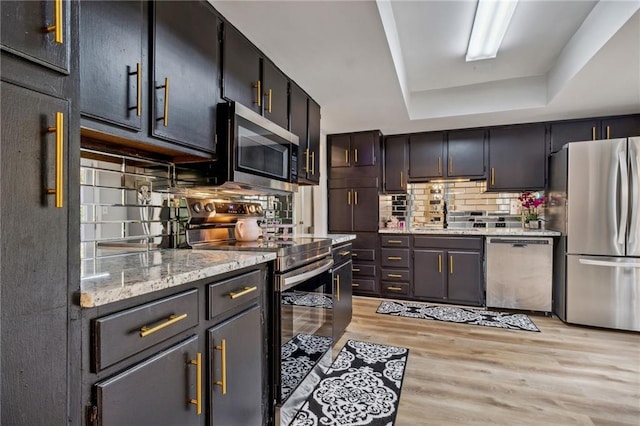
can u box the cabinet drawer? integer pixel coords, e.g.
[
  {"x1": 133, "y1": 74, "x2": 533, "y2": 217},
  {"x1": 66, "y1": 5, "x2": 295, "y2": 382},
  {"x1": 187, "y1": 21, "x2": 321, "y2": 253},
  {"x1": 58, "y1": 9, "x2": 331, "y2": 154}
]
[
  {"x1": 352, "y1": 263, "x2": 376, "y2": 277},
  {"x1": 351, "y1": 278, "x2": 376, "y2": 293},
  {"x1": 413, "y1": 236, "x2": 483, "y2": 250},
  {"x1": 381, "y1": 248, "x2": 410, "y2": 268},
  {"x1": 352, "y1": 248, "x2": 375, "y2": 261},
  {"x1": 380, "y1": 269, "x2": 410, "y2": 282},
  {"x1": 93, "y1": 289, "x2": 199, "y2": 371},
  {"x1": 208, "y1": 270, "x2": 262, "y2": 321},
  {"x1": 381, "y1": 282, "x2": 410, "y2": 296},
  {"x1": 381, "y1": 235, "x2": 410, "y2": 247},
  {"x1": 332, "y1": 243, "x2": 353, "y2": 266}
]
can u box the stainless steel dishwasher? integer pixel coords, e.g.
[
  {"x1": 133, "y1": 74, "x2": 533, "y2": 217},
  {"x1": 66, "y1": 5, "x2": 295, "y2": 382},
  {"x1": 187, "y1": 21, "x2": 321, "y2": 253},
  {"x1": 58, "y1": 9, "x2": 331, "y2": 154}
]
[{"x1": 486, "y1": 237, "x2": 553, "y2": 312}]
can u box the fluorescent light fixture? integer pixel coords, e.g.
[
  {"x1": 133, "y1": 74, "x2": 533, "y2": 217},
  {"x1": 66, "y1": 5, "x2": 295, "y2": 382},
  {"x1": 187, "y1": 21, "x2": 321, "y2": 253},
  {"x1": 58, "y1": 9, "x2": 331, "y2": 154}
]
[{"x1": 466, "y1": 0, "x2": 518, "y2": 61}]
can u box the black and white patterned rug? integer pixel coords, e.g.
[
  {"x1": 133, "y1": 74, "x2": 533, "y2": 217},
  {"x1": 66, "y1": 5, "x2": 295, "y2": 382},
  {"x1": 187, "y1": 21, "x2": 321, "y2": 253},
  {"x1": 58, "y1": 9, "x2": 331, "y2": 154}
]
[
  {"x1": 291, "y1": 340, "x2": 408, "y2": 426},
  {"x1": 281, "y1": 334, "x2": 334, "y2": 402},
  {"x1": 282, "y1": 291, "x2": 333, "y2": 309},
  {"x1": 377, "y1": 300, "x2": 540, "y2": 332}
]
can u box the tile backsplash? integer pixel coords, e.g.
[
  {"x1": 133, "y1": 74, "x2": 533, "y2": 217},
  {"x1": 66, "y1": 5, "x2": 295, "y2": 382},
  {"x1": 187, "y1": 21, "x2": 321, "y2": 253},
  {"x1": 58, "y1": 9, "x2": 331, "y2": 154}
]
[{"x1": 380, "y1": 181, "x2": 529, "y2": 228}]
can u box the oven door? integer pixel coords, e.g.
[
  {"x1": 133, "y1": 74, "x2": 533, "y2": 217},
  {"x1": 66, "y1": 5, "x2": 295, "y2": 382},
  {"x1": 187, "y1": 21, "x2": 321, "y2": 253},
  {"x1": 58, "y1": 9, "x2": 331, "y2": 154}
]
[{"x1": 274, "y1": 256, "x2": 334, "y2": 425}]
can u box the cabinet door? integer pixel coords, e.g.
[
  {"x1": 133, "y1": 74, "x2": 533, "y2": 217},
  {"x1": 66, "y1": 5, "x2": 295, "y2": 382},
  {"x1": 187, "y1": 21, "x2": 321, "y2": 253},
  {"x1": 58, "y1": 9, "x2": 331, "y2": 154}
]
[
  {"x1": 152, "y1": 1, "x2": 218, "y2": 153},
  {"x1": 447, "y1": 129, "x2": 485, "y2": 178},
  {"x1": 409, "y1": 132, "x2": 444, "y2": 179},
  {"x1": 413, "y1": 250, "x2": 446, "y2": 300},
  {"x1": 307, "y1": 99, "x2": 321, "y2": 184},
  {"x1": 328, "y1": 188, "x2": 353, "y2": 232},
  {"x1": 549, "y1": 119, "x2": 599, "y2": 153},
  {"x1": 262, "y1": 59, "x2": 288, "y2": 129},
  {"x1": 80, "y1": 0, "x2": 143, "y2": 130},
  {"x1": 210, "y1": 306, "x2": 263, "y2": 426},
  {"x1": 333, "y1": 261, "x2": 353, "y2": 340},
  {"x1": 95, "y1": 336, "x2": 200, "y2": 426},
  {"x1": 488, "y1": 124, "x2": 546, "y2": 191},
  {"x1": 352, "y1": 187, "x2": 380, "y2": 232},
  {"x1": 222, "y1": 22, "x2": 261, "y2": 115},
  {"x1": 329, "y1": 134, "x2": 351, "y2": 168},
  {"x1": 447, "y1": 251, "x2": 483, "y2": 305},
  {"x1": 290, "y1": 82, "x2": 310, "y2": 180},
  {"x1": 384, "y1": 135, "x2": 408, "y2": 193},
  {"x1": 1, "y1": 0, "x2": 70, "y2": 73},
  {"x1": 1, "y1": 82, "x2": 69, "y2": 425},
  {"x1": 352, "y1": 132, "x2": 377, "y2": 167},
  {"x1": 601, "y1": 115, "x2": 640, "y2": 139}
]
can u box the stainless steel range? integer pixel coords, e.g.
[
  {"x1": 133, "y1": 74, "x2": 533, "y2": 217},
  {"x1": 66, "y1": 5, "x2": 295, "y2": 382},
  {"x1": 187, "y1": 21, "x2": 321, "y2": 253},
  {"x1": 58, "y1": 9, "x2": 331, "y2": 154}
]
[{"x1": 183, "y1": 198, "x2": 334, "y2": 426}]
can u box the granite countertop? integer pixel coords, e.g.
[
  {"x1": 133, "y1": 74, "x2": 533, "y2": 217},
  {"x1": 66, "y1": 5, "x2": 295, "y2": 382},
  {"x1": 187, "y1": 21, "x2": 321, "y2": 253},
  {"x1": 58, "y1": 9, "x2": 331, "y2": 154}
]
[
  {"x1": 79, "y1": 249, "x2": 276, "y2": 308},
  {"x1": 295, "y1": 233, "x2": 357, "y2": 245},
  {"x1": 379, "y1": 228, "x2": 561, "y2": 237}
]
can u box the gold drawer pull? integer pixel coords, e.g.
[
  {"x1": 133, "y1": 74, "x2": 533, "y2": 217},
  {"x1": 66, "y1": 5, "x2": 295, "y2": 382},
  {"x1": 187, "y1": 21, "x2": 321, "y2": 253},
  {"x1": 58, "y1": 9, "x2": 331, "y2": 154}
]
[
  {"x1": 214, "y1": 339, "x2": 227, "y2": 395},
  {"x1": 387, "y1": 286, "x2": 403, "y2": 291},
  {"x1": 352, "y1": 283, "x2": 360, "y2": 287},
  {"x1": 351, "y1": 253, "x2": 358, "y2": 257},
  {"x1": 46, "y1": 111, "x2": 64, "y2": 208},
  {"x1": 354, "y1": 148, "x2": 358, "y2": 163},
  {"x1": 139, "y1": 313, "x2": 188, "y2": 337},
  {"x1": 228, "y1": 286, "x2": 257, "y2": 299},
  {"x1": 387, "y1": 273, "x2": 403, "y2": 278},
  {"x1": 387, "y1": 256, "x2": 403, "y2": 261},
  {"x1": 450, "y1": 255, "x2": 454, "y2": 274},
  {"x1": 438, "y1": 254, "x2": 442, "y2": 273},
  {"x1": 310, "y1": 151, "x2": 315, "y2": 175},
  {"x1": 266, "y1": 88, "x2": 273, "y2": 113},
  {"x1": 253, "y1": 80, "x2": 261, "y2": 106},
  {"x1": 352, "y1": 267, "x2": 361, "y2": 272},
  {"x1": 592, "y1": 126, "x2": 596, "y2": 140},
  {"x1": 304, "y1": 149, "x2": 310, "y2": 172},
  {"x1": 490, "y1": 167, "x2": 495, "y2": 186},
  {"x1": 188, "y1": 353, "x2": 202, "y2": 415},
  {"x1": 45, "y1": 0, "x2": 63, "y2": 44},
  {"x1": 387, "y1": 240, "x2": 403, "y2": 244},
  {"x1": 334, "y1": 275, "x2": 340, "y2": 301},
  {"x1": 339, "y1": 251, "x2": 351, "y2": 256},
  {"x1": 345, "y1": 149, "x2": 349, "y2": 164}
]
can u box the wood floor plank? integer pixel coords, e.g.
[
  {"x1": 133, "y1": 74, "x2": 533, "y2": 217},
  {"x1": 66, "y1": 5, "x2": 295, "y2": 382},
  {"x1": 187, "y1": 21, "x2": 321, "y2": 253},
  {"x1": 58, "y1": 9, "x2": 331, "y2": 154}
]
[{"x1": 335, "y1": 296, "x2": 640, "y2": 426}]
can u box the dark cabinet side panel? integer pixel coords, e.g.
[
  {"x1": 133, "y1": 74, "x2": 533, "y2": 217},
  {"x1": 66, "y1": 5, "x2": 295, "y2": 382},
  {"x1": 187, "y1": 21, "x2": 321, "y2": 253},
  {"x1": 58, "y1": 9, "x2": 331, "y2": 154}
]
[{"x1": 409, "y1": 132, "x2": 444, "y2": 179}]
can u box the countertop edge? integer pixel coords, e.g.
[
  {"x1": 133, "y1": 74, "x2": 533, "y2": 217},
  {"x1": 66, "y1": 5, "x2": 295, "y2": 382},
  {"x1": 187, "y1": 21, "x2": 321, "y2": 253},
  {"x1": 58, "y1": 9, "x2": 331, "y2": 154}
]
[{"x1": 378, "y1": 229, "x2": 561, "y2": 237}]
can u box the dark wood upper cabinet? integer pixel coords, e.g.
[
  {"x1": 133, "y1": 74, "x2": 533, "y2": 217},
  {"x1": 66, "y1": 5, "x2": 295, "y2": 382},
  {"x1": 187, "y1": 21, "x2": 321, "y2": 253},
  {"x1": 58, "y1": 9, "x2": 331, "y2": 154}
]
[
  {"x1": 488, "y1": 123, "x2": 547, "y2": 191},
  {"x1": 1, "y1": 0, "x2": 70, "y2": 73},
  {"x1": 549, "y1": 119, "x2": 599, "y2": 153},
  {"x1": 601, "y1": 115, "x2": 640, "y2": 139},
  {"x1": 384, "y1": 135, "x2": 408, "y2": 193},
  {"x1": 330, "y1": 134, "x2": 351, "y2": 168},
  {"x1": 328, "y1": 130, "x2": 381, "y2": 181},
  {"x1": 307, "y1": 99, "x2": 321, "y2": 183},
  {"x1": 328, "y1": 188, "x2": 353, "y2": 232},
  {"x1": 291, "y1": 82, "x2": 321, "y2": 184},
  {"x1": 409, "y1": 132, "x2": 444, "y2": 179},
  {"x1": 152, "y1": 1, "x2": 219, "y2": 153},
  {"x1": 328, "y1": 186, "x2": 379, "y2": 232},
  {"x1": 352, "y1": 132, "x2": 377, "y2": 167},
  {"x1": 80, "y1": 0, "x2": 144, "y2": 131},
  {"x1": 446, "y1": 129, "x2": 485, "y2": 178},
  {"x1": 262, "y1": 59, "x2": 288, "y2": 130},
  {"x1": 222, "y1": 22, "x2": 261, "y2": 115}
]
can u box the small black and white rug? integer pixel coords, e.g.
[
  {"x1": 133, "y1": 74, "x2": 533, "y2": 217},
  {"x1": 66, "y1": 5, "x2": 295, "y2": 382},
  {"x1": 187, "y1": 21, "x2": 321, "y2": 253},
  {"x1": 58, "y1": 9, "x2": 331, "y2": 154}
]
[
  {"x1": 377, "y1": 300, "x2": 540, "y2": 332},
  {"x1": 281, "y1": 334, "x2": 334, "y2": 402},
  {"x1": 282, "y1": 291, "x2": 333, "y2": 309},
  {"x1": 291, "y1": 340, "x2": 408, "y2": 426}
]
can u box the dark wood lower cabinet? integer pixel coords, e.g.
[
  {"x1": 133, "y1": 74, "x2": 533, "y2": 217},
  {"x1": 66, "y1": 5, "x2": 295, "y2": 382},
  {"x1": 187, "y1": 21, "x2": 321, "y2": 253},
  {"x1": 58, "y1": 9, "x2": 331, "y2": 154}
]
[
  {"x1": 447, "y1": 251, "x2": 483, "y2": 304},
  {"x1": 413, "y1": 249, "x2": 447, "y2": 300},
  {"x1": 95, "y1": 336, "x2": 201, "y2": 426},
  {"x1": 209, "y1": 305, "x2": 263, "y2": 426},
  {"x1": 332, "y1": 245, "x2": 353, "y2": 340}
]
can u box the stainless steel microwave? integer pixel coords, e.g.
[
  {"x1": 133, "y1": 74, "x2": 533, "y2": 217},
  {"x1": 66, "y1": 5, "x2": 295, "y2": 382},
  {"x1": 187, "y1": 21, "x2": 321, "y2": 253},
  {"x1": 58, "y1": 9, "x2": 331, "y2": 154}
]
[{"x1": 214, "y1": 101, "x2": 299, "y2": 194}]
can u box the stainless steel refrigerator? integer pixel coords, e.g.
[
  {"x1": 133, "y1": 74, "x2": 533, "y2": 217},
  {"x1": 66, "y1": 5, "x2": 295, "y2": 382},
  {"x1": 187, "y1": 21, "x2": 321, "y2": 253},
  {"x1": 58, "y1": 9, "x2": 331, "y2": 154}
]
[{"x1": 548, "y1": 137, "x2": 639, "y2": 332}]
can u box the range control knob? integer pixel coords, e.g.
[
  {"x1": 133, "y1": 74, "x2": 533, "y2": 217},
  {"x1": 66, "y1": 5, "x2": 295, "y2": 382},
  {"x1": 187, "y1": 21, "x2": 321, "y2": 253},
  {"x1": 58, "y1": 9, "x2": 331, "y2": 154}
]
[
  {"x1": 192, "y1": 202, "x2": 202, "y2": 213},
  {"x1": 248, "y1": 204, "x2": 256, "y2": 214},
  {"x1": 204, "y1": 203, "x2": 215, "y2": 213},
  {"x1": 256, "y1": 205, "x2": 263, "y2": 214}
]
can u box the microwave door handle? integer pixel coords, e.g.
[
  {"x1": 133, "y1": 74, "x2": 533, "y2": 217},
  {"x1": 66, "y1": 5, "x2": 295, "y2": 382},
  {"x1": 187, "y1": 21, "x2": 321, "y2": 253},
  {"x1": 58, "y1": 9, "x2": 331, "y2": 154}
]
[
  {"x1": 280, "y1": 258, "x2": 334, "y2": 292},
  {"x1": 617, "y1": 150, "x2": 629, "y2": 246}
]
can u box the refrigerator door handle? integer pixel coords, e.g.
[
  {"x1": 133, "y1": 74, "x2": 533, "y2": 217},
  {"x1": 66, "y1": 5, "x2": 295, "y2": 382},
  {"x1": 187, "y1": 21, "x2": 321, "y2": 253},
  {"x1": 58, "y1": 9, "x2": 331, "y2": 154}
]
[
  {"x1": 579, "y1": 258, "x2": 640, "y2": 268},
  {"x1": 628, "y1": 141, "x2": 639, "y2": 251},
  {"x1": 617, "y1": 150, "x2": 629, "y2": 246}
]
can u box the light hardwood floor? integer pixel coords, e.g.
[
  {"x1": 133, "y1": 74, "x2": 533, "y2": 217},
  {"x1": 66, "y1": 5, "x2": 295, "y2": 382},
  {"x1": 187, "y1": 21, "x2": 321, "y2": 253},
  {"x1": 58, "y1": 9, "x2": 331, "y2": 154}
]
[{"x1": 335, "y1": 296, "x2": 640, "y2": 426}]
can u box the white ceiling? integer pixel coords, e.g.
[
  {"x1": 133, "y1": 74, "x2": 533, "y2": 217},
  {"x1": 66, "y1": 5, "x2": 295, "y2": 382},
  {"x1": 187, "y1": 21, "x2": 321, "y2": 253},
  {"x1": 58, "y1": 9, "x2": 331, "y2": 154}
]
[{"x1": 210, "y1": 0, "x2": 640, "y2": 135}]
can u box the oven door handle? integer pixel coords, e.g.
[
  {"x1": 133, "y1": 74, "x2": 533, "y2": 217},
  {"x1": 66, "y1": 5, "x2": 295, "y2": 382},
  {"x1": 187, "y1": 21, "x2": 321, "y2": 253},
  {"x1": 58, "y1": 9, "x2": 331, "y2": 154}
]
[{"x1": 279, "y1": 257, "x2": 334, "y2": 292}]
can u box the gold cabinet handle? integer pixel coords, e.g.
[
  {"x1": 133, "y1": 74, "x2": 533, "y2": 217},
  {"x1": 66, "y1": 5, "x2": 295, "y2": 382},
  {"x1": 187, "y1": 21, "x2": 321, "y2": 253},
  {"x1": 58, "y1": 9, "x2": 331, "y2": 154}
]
[
  {"x1": 45, "y1": 0, "x2": 63, "y2": 44},
  {"x1": 354, "y1": 148, "x2": 358, "y2": 164},
  {"x1": 592, "y1": 126, "x2": 596, "y2": 140},
  {"x1": 129, "y1": 63, "x2": 142, "y2": 116},
  {"x1": 387, "y1": 273, "x2": 403, "y2": 278},
  {"x1": 449, "y1": 156, "x2": 453, "y2": 174},
  {"x1": 304, "y1": 149, "x2": 310, "y2": 172},
  {"x1": 438, "y1": 157, "x2": 442, "y2": 175},
  {"x1": 387, "y1": 240, "x2": 402, "y2": 244},
  {"x1": 266, "y1": 88, "x2": 272, "y2": 113},
  {"x1": 228, "y1": 286, "x2": 257, "y2": 299},
  {"x1": 387, "y1": 256, "x2": 402, "y2": 261},
  {"x1": 606, "y1": 125, "x2": 610, "y2": 139},
  {"x1": 310, "y1": 151, "x2": 315, "y2": 175},
  {"x1": 347, "y1": 191, "x2": 351, "y2": 205},
  {"x1": 139, "y1": 313, "x2": 187, "y2": 337},
  {"x1": 351, "y1": 267, "x2": 360, "y2": 272},
  {"x1": 214, "y1": 339, "x2": 227, "y2": 395},
  {"x1": 339, "y1": 251, "x2": 351, "y2": 256},
  {"x1": 46, "y1": 111, "x2": 64, "y2": 208},
  {"x1": 387, "y1": 286, "x2": 403, "y2": 291},
  {"x1": 156, "y1": 78, "x2": 169, "y2": 126},
  {"x1": 334, "y1": 275, "x2": 340, "y2": 301},
  {"x1": 253, "y1": 81, "x2": 261, "y2": 107},
  {"x1": 345, "y1": 149, "x2": 349, "y2": 164},
  {"x1": 450, "y1": 255, "x2": 454, "y2": 274},
  {"x1": 352, "y1": 282, "x2": 360, "y2": 287},
  {"x1": 351, "y1": 252, "x2": 358, "y2": 257},
  {"x1": 491, "y1": 167, "x2": 495, "y2": 186},
  {"x1": 354, "y1": 191, "x2": 358, "y2": 205},
  {"x1": 188, "y1": 353, "x2": 202, "y2": 415},
  {"x1": 438, "y1": 254, "x2": 442, "y2": 273},
  {"x1": 400, "y1": 171, "x2": 404, "y2": 188}
]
